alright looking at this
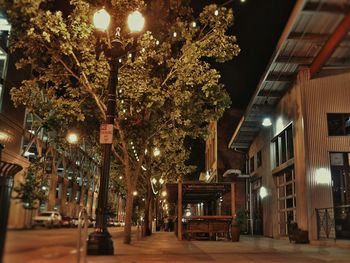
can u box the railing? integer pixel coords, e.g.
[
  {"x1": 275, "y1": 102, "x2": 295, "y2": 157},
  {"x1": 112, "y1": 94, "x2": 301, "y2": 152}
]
[
  {"x1": 316, "y1": 205, "x2": 350, "y2": 240},
  {"x1": 76, "y1": 208, "x2": 89, "y2": 263}
]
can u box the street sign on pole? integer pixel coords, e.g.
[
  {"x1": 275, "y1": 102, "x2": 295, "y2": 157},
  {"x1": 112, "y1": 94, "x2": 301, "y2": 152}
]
[{"x1": 99, "y1": 124, "x2": 114, "y2": 144}]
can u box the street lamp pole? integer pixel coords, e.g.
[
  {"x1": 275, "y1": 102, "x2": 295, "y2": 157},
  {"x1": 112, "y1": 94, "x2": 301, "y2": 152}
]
[
  {"x1": 87, "y1": 8, "x2": 144, "y2": 256},
  {"x1": 87, "y1": 30, "x2": 121, "y2": 256}
]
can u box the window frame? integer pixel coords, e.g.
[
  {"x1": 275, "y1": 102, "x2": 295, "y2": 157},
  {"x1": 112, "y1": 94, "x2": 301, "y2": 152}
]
[{"x1": 327, "y1": 113, "x2": 350, "y2": 136}]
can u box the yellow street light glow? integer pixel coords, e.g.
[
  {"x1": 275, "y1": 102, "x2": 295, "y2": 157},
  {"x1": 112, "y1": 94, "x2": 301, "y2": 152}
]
[
  {"x1": 133, "y1": 191, "x2": 138, "y2": 196},
  {"x1": 93, "y1": 8, "x2": 111, "y2": 31},
  {"x1": 127, "y1": 10, "x2": 145, "y2": 33},
  {"x1": 161, "y1": 191, "x2": 167, "y2": 197},
  {"x1": 153, "y1": 147, "x2": 160, "y2": 157},
  {"x1": 151, "y1": 178, "x2": 157, "y2": 184},
  {"x1": 67, "y1": 132, "x2": 79, "y2": 144},
  {"x1": 0, "y1": 131, "x2": 10, "y2": 143},
  {"x1": 159, "y1": 178, "x2": 164, "y2": 185}
]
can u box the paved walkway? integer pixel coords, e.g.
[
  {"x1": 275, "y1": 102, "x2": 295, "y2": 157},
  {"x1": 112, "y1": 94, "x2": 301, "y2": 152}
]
[
  {"x1": 87, "y1": 232, "x2": 350, "y2": 263},
  {"x1": 5, "y1": 229, "x2": 350, "y2": 263}
]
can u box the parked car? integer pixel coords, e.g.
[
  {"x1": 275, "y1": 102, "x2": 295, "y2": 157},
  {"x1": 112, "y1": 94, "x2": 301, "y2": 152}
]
[
  {"x1": 61, "y1": 216, "x2": 74, "y2": 228},
  {"x1": 32, "y1": 211, "x2": 62, "y2": 228},
  {"x1": 72, "y1": 217, "x2": 94, "y2": 228}
]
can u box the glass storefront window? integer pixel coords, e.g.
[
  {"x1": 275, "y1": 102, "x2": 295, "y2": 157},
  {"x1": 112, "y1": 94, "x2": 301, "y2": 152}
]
[
  {"x1": 272, "y1": 125, "x2": 294, "y2": 168},
  {"x1": 276, "y1": 167, "x2": 296, "y2": 236}
]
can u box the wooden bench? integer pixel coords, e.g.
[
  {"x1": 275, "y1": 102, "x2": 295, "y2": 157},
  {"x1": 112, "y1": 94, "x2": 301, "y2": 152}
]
[{"x1": 185, "y1": 217, "x2": 231, "y2": 240}]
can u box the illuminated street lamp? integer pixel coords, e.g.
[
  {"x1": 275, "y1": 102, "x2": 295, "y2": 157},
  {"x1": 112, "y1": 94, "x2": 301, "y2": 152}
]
[
  {"x1": 87, "y1": 8, "x2": 145, "y2": 256},
  {"x1": 66, "y1": 132, "x2": 79, "y2": 144}
]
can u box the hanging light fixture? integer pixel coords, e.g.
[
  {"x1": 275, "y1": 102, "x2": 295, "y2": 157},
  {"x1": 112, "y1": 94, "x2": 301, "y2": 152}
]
[
  {"x1": 262, "y1": 117, "x2": 272, "y2": 127},
  {"x1": 262, "y1": 98, "x2": 272, "y2": 127}
]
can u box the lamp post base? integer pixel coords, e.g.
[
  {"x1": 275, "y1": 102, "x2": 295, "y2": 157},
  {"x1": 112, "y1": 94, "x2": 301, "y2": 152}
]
[{"x1": 87, "y1": 228, "x2": 114, "y2": 255}]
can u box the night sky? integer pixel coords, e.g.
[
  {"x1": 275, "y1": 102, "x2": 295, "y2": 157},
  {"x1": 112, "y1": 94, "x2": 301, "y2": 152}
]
[
  {"x1": 186, "y1": 0, "x2": 296, "y2": 179},
  {"x1": 194, "y1": 0, "x2": 296, "y2": 108}
]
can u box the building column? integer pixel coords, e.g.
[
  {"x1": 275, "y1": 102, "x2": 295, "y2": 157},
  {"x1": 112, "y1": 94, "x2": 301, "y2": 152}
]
[{"x1": 47, "y1": 175, "x2": 57, "y2": 211}]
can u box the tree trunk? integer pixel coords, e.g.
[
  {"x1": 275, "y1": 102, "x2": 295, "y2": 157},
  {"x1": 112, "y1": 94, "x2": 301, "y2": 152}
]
[
  {"x1": 123, "y1": 186, "x2": 134, "y2": 244},
  {"x1": 143, "y1": 181, "x2": 152, "y2": 236}
]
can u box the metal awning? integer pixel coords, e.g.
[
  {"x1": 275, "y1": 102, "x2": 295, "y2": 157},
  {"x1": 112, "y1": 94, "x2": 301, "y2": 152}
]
[{"x1": 229, "y1": 0, "x2": 350, "y2": 149}]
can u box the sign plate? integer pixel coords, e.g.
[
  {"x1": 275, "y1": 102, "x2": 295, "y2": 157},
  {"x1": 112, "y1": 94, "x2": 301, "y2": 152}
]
[{"x1": 99, "y1": 124, "x2": 114, "y2": 144}]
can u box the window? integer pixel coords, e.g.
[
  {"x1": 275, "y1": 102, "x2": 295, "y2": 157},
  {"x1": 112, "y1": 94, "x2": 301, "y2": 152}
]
[
  {"x1": 0, "y1": 16, "x2": 10, "y2": 111},
  {"x1": 250, "y1": 156, "x2": 255, "y2": 173},
  {"x1": 327, "y1": 113, "x2": 350, "y2": 136},
  {"x1": 276, "y1": 168, "x2": 296, "y2": 236},
  {"x1": 330, "y1": 152, "x2": 350, "y2": 239},
  {"x1": 257, "y1": 150, "x2": 262, "y2": 167},
  {"x1": 272, "y1": 125, "x2": 294, "y2": 168},
  {"x1": 330, "y1": 152, "x2": 350, "y2": 207}
]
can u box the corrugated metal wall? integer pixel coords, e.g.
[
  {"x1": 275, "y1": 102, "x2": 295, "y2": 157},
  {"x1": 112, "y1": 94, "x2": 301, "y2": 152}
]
[
  {"x1": 301, "y1": 72, "x2": 350, "y2": 240},
  {"x1": 248, "y1": 71, "x2": 350, "y2": 240}
]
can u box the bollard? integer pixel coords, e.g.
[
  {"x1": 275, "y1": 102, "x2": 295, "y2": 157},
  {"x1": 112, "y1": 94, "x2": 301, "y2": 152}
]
[{"x1": 77, "y1": 208, "x2": 88, "y2": 263}]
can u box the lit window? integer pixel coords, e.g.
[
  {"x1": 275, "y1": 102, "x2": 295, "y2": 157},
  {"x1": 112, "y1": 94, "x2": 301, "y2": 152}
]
[{"x1": 272, "y1": 125, "x2": 294, "y2": 168}]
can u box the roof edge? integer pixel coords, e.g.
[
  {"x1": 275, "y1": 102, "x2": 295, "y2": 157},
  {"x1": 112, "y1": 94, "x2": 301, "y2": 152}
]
[{"x1": 228, "y1": 0, "x2": 306, "y2": 149}]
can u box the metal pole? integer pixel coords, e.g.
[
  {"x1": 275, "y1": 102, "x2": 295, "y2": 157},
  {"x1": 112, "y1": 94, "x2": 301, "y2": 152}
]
[
  {"x1": 249, "y1": 178, "x2": 254, "y2": 236},
  {"x1": 87, "y1": 40, "x2": 121, "y2": 255},
  {"x1": 77, "y1": 208, "x2": 88, "y2": 263},
  {"x1": 0, "y1": 176, "x2": 13, "y2": 263}
]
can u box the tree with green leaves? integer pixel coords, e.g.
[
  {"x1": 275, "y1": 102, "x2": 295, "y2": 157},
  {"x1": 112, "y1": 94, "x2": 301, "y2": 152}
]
[
  {"x1": 5, "y1": 0, "x2": 239, "y2": 244},
  {"x1": 13, "y1": 159, "x2": 48, "y2": 210}
]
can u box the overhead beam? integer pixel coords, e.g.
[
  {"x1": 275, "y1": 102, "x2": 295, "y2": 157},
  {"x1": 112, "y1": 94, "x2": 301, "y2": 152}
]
[
  {"x1": 257, "y1": 89, "x2": 284, "y2": 98},
  {"x1": 288, "y1": 32, "x2": 330, "y2": 42},
  {"x1": 229, "y1": 143, "x2": 250, "y2": 149},
  {"x1": 266, "y1": 72, "x2": 295, "y2": 82},
  {"x1": 250, "y1": 104, "x2": 274, "y2": 112},
  {"x1": 277, "y1": 56, "x2": 350, "y2": 67},
  {"x1": 310, "y1": 9, "x2": 350, "y2": 77},
  {"x1": 240, "y1": 126, "x2": 259, "y2": 132},
  {"x1": 316, "y1": 67, "x2": 350, "y2": 78},
  {"x1": 303, "y1": 2, "x2": 350, "y2": 14},
  {"x1": 276, "y1": 55, "x2": 313, "y2": 65}
]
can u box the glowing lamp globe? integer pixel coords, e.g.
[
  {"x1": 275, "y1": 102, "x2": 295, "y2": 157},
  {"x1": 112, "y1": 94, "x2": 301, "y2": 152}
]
[
  {"x1": 93, "y1": 8, "x2": 111, "y2": 31},
  {"x1": 262, "y1": 117, "x2": 272, "y2": 127},
  {"x1": 127, "y1": 11, "x2": 145, "y2": 33},
  {"x1": 67, "y1": 133, "x2": 79, "y2": 144}
]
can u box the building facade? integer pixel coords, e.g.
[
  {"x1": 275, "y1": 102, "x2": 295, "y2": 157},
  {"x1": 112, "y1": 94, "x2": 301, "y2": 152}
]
[
  {"x1": 0, "y1": 10, "x2": 101, "y2": 229},
  {"x1": 229, "y1": 0, "x2": 350, "y2": 241}
]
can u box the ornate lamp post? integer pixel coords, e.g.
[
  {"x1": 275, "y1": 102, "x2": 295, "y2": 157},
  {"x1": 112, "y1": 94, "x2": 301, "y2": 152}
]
[
  {"x1": 87, "y1": 8, "x2": 145, "y2": 255},
  {"x1": 0, "y1": 132, "x2": 22, "y2": 262}
]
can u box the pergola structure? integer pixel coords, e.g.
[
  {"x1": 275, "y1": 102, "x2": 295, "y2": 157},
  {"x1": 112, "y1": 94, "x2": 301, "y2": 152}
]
[{"x1": 166, "y1": 181, "x2": 237, "y2": 241}]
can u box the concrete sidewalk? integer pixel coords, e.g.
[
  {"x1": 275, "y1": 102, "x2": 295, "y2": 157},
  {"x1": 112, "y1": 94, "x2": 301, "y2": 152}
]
[
  {"x1": 5, "y1": 229, "x2": 350, "y2": 263},
  {"x1": 86, "y1": 232, "x2": 350, "y2": 263}
]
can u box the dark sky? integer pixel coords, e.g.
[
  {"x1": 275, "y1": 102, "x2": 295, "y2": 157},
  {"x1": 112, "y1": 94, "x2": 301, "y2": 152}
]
[
  {"x1": 186, "y1": 0, "x2": 296, "y2": 179},
  {"x1": 194, "y1": 0, "x2": 296, "y2": 109}
]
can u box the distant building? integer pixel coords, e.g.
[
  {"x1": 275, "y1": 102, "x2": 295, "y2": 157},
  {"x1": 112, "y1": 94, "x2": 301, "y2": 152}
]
[
  {"x1": 229, "y1": 0, "x2": 350, "y2": 241},
  {"x1": 0, "y1": 11, "x2": 101, "y2": 228},
  {"x1": 203, "y1": 118, "x2": 247, "y2": 216},
  {"x1": 0, "y1": 10, "x2": 30, "y2": 229}
]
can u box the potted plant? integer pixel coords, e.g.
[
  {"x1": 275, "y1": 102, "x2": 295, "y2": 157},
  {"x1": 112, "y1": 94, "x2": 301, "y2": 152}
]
[{"x1": 231, "y1": 208, "x2": 247, "y2": 242}]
